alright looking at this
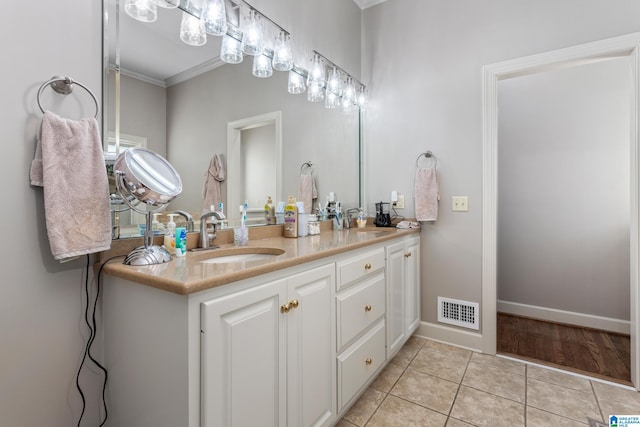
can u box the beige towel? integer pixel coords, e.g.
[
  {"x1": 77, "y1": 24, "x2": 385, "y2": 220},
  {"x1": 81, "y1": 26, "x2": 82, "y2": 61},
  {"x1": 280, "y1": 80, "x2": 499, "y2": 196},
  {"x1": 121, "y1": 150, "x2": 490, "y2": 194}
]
[
  {"x1": 415, "y1": 167, "x2": 439, "y2": 221},
  {"x1": 202, "y1": 154, "x2": 225, "y2": 214},
  {"x1": 297, "y1": 174, "x2": 317, "y2": 214},
  {"x1": 30, "y1": 111, "x2": 111, "y2": 261}
]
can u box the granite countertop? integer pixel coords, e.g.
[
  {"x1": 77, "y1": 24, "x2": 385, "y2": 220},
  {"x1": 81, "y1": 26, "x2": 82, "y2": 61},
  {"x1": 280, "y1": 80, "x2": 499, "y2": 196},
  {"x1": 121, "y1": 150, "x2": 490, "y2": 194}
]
[{"x1": 100, "y1": 226, "x2": 419, "y2": 295}]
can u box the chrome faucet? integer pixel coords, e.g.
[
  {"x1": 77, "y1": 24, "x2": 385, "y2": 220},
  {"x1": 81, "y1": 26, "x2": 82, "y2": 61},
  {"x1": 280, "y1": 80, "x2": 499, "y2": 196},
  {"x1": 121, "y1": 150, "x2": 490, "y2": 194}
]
[
  {"x1": 344, "y1": 208, "x2": 361, "y2": 229},
  {"x1": 199, "y1": 211, "x2": 226, "y2": 249},
  {"x1": 173, "y1": 210, "x2": 194, "y2": 232}
]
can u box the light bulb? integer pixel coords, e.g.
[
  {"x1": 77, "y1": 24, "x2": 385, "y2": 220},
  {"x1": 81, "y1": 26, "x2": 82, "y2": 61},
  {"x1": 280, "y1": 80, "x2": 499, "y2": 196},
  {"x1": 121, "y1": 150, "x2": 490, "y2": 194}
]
[
  {"x1": 253, "y1": 53, "x2": 273, "y2": 78},
  {"x1": 180, "y1": 11, "x2": 207, "y2": 46},
  {"x1": 202, "y1": 0, "x2": 227, "y2": 36},
  {"x1": 307, "y1": 53, "x2": 325, "y2": 86},
  {"x1": 326, "y1": 67, "x2": 342, "y2": 96},
  {"x1": 220, "y1": 33, "x2": 243, "y2": 64},
  {"x1": 357, "y1": 86, "x2": 368, "y2": 110},
  {"x1": 341, "y1": 77, "x2": 357, "y2": 113},
  {"x1": 124, "y1": 0, "x2": 157, "y2": 22},
  {"x1": 272, "y1": 32, "x2": 293, "y2": 71},
  {"x1": 288, "y1": 70, "x2": 306, "y2": 94},
  {"x1": 241, "y1": 9, "x2": 263, "y2": 55}
]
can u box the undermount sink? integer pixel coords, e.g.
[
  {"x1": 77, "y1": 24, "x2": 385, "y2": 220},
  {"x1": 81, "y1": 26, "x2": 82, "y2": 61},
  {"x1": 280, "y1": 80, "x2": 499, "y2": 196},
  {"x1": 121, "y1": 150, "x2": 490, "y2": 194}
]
[
  {"x1": 352, "y1": 227, "x2": 396, "y2": 232},
  {"x1": 197, "y1": 247, "x2": 285, "y2": 264}
]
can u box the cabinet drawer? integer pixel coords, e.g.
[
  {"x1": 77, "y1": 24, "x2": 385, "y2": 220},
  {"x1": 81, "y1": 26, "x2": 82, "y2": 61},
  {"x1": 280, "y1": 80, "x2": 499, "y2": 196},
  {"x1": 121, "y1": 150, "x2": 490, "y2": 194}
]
[
  {"x1": 336, "y1": 272, "x2": 385, "y2": 350},
  {"x1": 337, "y1": 248, "x2": 385, "y2": 291},
  {"x1": 337, "y1": 320, "x2": 386, "y2": 411}
]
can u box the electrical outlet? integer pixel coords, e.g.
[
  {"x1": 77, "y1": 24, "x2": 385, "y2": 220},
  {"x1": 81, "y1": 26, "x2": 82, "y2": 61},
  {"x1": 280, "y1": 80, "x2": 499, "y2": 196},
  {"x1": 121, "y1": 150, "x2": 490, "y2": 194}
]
[
  {"x1": 395, "y1": 194, "x2": 405, "y2": 209},
  {"x1": 452, "y1": 196, "x2": 468, "y2": 212}
]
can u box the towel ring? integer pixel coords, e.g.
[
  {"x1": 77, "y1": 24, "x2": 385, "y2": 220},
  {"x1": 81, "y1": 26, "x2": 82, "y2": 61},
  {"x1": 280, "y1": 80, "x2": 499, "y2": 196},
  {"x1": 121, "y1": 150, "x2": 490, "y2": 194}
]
[
  {"x1": 300, "y1": 161, "x2": 314, "y2": 175},
  {"x1": 416, "y1": 151, "x2": 437, "y2": 168},
  {"x1": 37, "y1": 76, "x2": 100, "y2": 119}
]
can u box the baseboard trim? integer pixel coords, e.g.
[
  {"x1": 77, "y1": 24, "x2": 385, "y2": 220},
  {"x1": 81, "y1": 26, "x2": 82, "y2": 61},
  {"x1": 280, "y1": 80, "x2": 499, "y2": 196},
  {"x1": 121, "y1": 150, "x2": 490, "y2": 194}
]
[
  {"x1": 416, "y1": 321, "x2": 485, "y2": 353},
  {"x1": 497, "y1": 300, "x2": 630, "y2": 335}
]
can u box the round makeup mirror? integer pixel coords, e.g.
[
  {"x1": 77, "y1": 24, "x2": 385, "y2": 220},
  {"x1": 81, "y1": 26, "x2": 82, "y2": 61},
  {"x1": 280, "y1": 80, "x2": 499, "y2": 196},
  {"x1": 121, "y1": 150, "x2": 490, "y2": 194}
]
[{"x1": 114, "y1": 147, "x2": 183, "y2": 265}]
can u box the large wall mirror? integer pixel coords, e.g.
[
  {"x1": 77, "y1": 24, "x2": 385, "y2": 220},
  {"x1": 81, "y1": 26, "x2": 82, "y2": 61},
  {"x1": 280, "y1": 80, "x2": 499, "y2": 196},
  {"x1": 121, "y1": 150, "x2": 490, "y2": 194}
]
[{"x1": 103, "y1": 0, "x2": 361, "y2": 237}]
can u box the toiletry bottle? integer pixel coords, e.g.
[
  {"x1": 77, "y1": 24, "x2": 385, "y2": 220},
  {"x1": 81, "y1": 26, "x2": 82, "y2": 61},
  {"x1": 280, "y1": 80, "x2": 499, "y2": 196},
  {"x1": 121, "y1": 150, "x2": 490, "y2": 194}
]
[
  {"x1": 152, "y1": 213, "x2": 161, "y2": 234},
  {"x1": 333, "y1": 202, "x2": 343, "y2": 230},
  {"x1": 284, "y1": 196, "x2": 298, "y2": 237},
  {"x1": 265, "y1": 196, "x2": 275, "y2": 225},
  {"x1": 175, "y1": 227, "x2": 187, "y2": 257},
  {"x1": 164, "y1": 213, "x2": 177, "y2": 255},
  {"x1": 357, "y1": 208, "x2": 367, "y2": 228}
]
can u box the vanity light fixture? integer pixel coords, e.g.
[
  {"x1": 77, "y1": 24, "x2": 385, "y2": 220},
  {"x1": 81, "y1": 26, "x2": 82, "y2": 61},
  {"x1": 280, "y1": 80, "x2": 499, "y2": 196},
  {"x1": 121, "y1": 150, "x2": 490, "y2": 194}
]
[
  {"x1": 220, "y1": 28, "x2": 243, "y2": 64},
  {"x1": 272, "y1": 31, "x2": 293, "y2": 71},
  {"x1": 124, "y1": 0, "x2": 158, "y2": 22},
  {"x1": 202, "y1": 0, "x2": 227, "y2": 36},
  {"x1": 341, "y1": 76, "x2": 357, "y2": 113},
  {"x1": 325, "y1": 67, "x2": 342, "y2": 109},
  {"x1": 241, "y1": 9, "x2": 263, "y2": 55},
  {"x1": 287, "y1": 68, "x2": 306, "y2": 94},
  {"x1": 180, "y1": 10, "x2": 207, "y2": 46},
  {"x1": 252, "y1": 52, "x2": 273, "y2": 78}
]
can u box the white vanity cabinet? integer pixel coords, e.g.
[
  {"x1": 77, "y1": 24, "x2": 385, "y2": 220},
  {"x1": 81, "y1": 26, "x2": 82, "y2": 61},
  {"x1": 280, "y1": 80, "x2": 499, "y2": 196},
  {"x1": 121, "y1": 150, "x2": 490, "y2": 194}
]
[
  {"x1": 335, "y1": 247, "x2": 386, "y2": 411},
  {"x1": 385, "y1": 236, "x2": 421, "y2": 358},
  {"x1": 200, "y1": 263, "x2": 336, "y2": 427}
]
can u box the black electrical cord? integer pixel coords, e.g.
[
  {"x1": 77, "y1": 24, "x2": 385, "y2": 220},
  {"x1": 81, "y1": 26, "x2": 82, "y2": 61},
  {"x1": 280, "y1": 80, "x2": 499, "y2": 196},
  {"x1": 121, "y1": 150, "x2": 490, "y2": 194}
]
[{"x1": 76, "y1": 255, "x2": 123, "y2": 427}]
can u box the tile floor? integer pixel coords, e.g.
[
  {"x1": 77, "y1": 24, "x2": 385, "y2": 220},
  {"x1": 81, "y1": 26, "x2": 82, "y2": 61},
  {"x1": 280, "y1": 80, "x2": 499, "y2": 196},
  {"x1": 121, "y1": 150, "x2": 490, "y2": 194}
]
[{"x1": 336, "y1": 336, "x2": 640, "y2": 427}]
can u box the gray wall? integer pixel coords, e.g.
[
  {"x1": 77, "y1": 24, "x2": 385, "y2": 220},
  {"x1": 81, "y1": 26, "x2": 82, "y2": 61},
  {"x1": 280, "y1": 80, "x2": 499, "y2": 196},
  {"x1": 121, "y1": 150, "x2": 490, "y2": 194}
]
[
  {"x1": 361, "y1": 0, "x2": 640, "y2": 328},
  {"x1": 2, "y1": 1, "x2": 103, "y2": 425},
  {"x1": 497, "y1": 58, "x2": 631, "y2": 321}
]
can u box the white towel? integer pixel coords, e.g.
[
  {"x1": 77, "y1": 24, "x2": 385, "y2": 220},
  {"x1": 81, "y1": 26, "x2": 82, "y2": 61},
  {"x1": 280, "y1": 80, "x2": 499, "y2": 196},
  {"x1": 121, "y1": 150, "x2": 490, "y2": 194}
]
[
  {"x1": 415, "y1": 167, "x2": 439, "y2": 221},
  {"x1": 30, "y1": 111, "x2": 111, "y2": 261},
  {"x1": 297, "y1": 174, "x2": 317, "y2": 214},
  {"x1": 202, "y1": 154, "x2": 225, "y2": 214}
]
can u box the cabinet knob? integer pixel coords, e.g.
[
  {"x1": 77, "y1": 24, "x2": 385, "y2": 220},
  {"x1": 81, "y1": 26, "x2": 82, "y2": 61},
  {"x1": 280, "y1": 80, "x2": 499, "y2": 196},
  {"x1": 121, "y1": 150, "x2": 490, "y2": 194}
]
[
  {"x1": 365, "y1": 358, "x2": 373, "y2": 365},
  {"x1": 404, "y1": 252, "x2": 412, "y2": 258},
  {"x1": 364, "y1": 305, "x2": 372, "y2": 312},
  {"x1": 289, "y1": 299, "x2": 299, "y2": 309},
  {"x1": 364, "y1": 263, "x2": 372, "y2": 270},
  {"x1": 280, "y1": 303, "x2": 290, "y2": 313}
]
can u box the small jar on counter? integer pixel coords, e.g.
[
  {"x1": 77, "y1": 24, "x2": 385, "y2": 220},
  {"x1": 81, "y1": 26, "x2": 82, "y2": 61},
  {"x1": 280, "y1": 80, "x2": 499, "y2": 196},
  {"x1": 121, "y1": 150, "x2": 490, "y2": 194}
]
[{"x1": 307, "y1": 214, "x2": 321, "y2": 235}]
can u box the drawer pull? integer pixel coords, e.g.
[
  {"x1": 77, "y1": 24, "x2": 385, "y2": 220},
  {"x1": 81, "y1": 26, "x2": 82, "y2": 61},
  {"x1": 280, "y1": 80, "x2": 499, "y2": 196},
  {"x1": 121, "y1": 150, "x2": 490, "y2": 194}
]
[
  {"x1": 289, "y1": 299, "x2": 299, "y2": 309},
  {"x1": 404, "y1": 252, "x2": 412, "y2": 258},
  {"x1": 365, "y1": 358, "x2": 373, "y2": 365},
  {"x1": 364, "y1": 305, "x2": 372, "y2": 312},
  {"x1": 364, "y1": 263, "x2": 372, "y2": 270},
  {"x1": 280, "y1": 303, "x2": 290, "y2": 313}
]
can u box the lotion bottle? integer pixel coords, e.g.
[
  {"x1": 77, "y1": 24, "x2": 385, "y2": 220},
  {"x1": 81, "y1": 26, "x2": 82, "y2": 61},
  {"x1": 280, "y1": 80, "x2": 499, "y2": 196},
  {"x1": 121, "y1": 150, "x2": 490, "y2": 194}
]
[
  {"x1": 265, "y1": 196, "x2": 275, "y2": 225},
  {"x1": 284, "y1": 196, "x2": 298, "y2": 237},
  {"x1": 164, "y1": 213, "x2": 177, "y2": 255}
]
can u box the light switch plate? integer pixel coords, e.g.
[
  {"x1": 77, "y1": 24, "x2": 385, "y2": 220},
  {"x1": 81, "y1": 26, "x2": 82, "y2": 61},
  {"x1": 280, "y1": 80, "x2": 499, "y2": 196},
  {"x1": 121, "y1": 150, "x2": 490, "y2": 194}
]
[
  {"x1": 396, "y1": 194, "x2": 405, "y2": 209},
  {"x1": 452, "y1": 196, "x2": 468, "y2": 212}
]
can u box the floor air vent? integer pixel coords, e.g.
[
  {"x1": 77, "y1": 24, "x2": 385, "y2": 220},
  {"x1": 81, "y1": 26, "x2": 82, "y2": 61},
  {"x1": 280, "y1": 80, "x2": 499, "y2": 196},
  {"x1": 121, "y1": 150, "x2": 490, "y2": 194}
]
[{"x1": 437, "y1": 297, "x2": 479, "y2": 330}]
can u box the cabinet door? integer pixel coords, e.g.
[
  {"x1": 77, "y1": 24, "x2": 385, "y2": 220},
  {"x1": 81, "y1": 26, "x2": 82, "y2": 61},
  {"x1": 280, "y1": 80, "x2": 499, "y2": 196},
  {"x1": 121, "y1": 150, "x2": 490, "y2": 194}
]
[
  {"x1": 386, "y1": 240, "x2": 406, "y2": 358},
  {"x1": 405, "y1": 238, "x2": 421, "y2": 335},
  {"x1": 286, "y1": 264, "x2": 336, "y2": 427},
  {"x1": 201, "y1": 279, "x2": 287, "y2": 427}
]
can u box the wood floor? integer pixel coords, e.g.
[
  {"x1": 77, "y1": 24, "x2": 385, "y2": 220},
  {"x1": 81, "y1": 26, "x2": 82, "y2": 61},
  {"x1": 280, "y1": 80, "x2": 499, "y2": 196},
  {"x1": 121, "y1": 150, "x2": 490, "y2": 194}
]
[{"x1": 497, "y1": 312, "x2": 631, "y2": 385}]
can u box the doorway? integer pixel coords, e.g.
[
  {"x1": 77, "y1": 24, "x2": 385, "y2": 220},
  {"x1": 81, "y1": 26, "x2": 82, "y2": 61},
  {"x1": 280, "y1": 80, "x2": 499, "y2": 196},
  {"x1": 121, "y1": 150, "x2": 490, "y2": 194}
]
[{"x1": 481, "y1": 33, "x2": 640, "y2": 390}]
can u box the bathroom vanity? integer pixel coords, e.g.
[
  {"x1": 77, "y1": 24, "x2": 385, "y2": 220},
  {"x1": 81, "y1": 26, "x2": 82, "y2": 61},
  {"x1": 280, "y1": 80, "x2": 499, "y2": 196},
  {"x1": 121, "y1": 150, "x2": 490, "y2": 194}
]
[{"x1": 101, "y1": 227, "x2": 420, "y2": 427}]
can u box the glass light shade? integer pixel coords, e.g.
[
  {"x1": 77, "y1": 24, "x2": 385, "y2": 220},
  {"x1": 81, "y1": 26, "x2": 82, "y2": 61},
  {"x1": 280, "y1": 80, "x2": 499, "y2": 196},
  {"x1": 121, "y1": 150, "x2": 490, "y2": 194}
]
[
  {"x1": 357, "y1": 86, "x2": 368, "y2": 110},
  {"x1": 220, "y1": 34, "x2": 243, "y2": 64},
  {"x1": 180, "y1": 12, "x2": 207, "y2": 46},
  {"x1": 152, "y1": 0, "x2": 178, "y2": 8},
  {"x1": 202, "y1": 0, "x2": 227, "y2": 36},
  {"x1": 241, "y1": 10, "x2": 263, "y2": 55},
  {"x1": 253, "y1": 54, "x2": 273, "y2": 78},
  {"x1": 326, "y1": 67, "x2": 342, "y2": 96},
  {"x1": 325, "y1": 92, "x2": 340, "y2": 109},
  {"x1": 307, "y1": 53, "x2": 325, "y2": 86},
  {"x1": 124, "y1": 0, "x2": 157, "y2": 22},
  {"x1": 341, "y1": 77, "x2": 357, "y2": 113},
  {"x1": 307, "y1": 82, "x2": 325, "y2": 103},
  {"x1": 288, "y1": 70, "x2": 306, "y2": 94},
  {"x1": 272, "y1": 32, "x2": 293, "y2": 71}
]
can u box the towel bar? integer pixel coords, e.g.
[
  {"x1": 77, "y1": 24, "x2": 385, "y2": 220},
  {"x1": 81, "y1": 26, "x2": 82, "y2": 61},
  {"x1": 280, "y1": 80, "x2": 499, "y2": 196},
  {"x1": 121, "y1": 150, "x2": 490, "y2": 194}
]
[
  {"x1": 37, "y1": 75, "x2": 99, "y2": 119},
  {"x1": 416, "y1": 151, "x2": 437, "y2": 168}
]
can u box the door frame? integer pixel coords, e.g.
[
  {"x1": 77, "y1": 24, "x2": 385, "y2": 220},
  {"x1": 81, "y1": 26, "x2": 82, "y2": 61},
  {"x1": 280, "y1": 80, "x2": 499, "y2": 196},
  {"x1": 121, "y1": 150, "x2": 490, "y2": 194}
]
[{"x1": 482, "y1": 32, "x2": 640, "y2": 389}]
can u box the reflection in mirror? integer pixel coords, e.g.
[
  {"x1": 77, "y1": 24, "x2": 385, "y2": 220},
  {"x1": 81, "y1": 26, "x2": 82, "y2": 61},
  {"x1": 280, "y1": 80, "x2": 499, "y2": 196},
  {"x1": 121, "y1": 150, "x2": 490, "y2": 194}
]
[{"x1": 104, "y1": 0, "x2": 361, "y2": 238}]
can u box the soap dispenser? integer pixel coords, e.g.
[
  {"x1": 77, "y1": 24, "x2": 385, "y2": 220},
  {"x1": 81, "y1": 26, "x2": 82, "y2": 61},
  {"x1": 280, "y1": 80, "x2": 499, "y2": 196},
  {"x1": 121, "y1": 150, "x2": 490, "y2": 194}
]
[
  {"x1": 164, "y1": 214, "x2": 177, "y2": 255},
  {"x1": 357, "y1": 208, "x2": 367, "y2": 228}
]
